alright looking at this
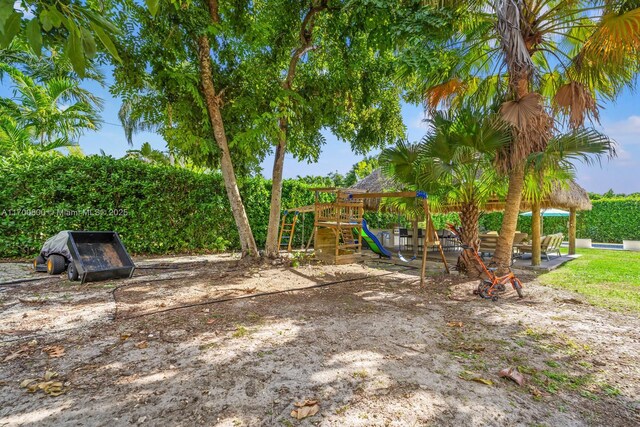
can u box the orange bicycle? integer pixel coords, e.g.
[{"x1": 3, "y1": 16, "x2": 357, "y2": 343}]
[{"x1": 447, "y1": 224, "x2": 524, "y2": 300}]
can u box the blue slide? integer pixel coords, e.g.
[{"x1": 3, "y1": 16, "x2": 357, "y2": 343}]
[{"x1": 359, "y1": 219, "x2": 393, "y2": 258}]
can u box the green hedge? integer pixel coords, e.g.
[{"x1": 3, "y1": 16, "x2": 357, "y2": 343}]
[
  {"x1": 0, "y1": 154, "x2": 329, "y2": 257},
  {"x1": 577, "y1": 198, "x2": 640, "y2": 243},
  {"x1": 479, "y1": 197, "x2": 640, "y2": 243}
]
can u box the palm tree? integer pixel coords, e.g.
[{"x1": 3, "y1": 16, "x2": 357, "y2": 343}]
[
  {"x1": 522, "y1": 128, "x2": 616, "y2": 265},
  {"x1": 0, "y1": 63, "x2": 101, "y2": 153},
  {"x1": 124, "y1": 142, "x2": 171, "y2": 164},
  {"x1": 381, "y1": 109, "x2": 510, "y2": 273},
  {"x1": 412, "y1": 0, "x2": 640, "y2": 270}
]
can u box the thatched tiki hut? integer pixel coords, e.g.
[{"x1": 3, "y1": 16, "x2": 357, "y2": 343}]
[
  {"x1": 350, "y1": 168, "x2": 592, "y2": 265},
  {"x1": 530, "y1": 180, "x2": 592, "y2": 264}
]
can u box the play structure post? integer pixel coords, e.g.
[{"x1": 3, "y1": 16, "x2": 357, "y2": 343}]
[
  {"x1": 531, "y1": 200, "x2": 541, "y2": 266},
  {"x1": 420, "y1": 199, "x2": 429, "y2": 287},
  {"x1": 412, "y1": 220, "x2": 419, "y2": 258}
]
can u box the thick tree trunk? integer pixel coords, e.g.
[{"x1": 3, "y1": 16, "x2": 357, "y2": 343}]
[
  {"x1": 531, "y1": 199, "x2": 541, "y2": 266},
  {"x1": 457, "y1": 203, "x2": 483, "y2": 277},
  {"x1": 196, "y1": 36, "x2": 258, "y2": 257},
  {"x1": 493, "y1": 163, "x2": 526, "y2": 271}
]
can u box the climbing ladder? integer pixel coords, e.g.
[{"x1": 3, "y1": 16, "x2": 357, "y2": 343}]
[
  {"x1": 278, "y1": 211, "x2": 298, "y2": 252},
  {"x1": 340, "y1": 227, "x2": 356, "y2": 245}
]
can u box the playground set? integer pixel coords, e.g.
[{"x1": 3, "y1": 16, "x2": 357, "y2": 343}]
[{"x1": 278, "y1": 187, "x2": 450, "y2": 286}]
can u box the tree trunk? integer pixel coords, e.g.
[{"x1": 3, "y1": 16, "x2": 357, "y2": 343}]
[
  {"x1": 569, "y1": 208, "x2": 576, "y2": 255},
  {"x1": 196, "y1": 36, "x2": 258, "y2": 257},
  {"x1": 457, "y1": 202, "x2": 483, "y2": 277},
  {"x1": 531, "y1": 199, "x2": 541, "y2": 266},
  {"x1": 493, "y1": 163, "x2": 526, "y2": 271},
  {"x1": 264, "y1": 122, "x2": 287, "y2": 258}
]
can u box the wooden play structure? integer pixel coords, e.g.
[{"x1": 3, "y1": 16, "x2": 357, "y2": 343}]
[
  {"x1": 306, "y1": 188, "x2": 365, "y2": 265},
  {"x1": 281, "y1": 188, "x2": 449, "y2": 286}
]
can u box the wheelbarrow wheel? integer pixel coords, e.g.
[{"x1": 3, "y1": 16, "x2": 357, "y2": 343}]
[
  {"x1": 33, "y1": 255, "x2": 45, "y2": 270},
  {"x1": 47, "y1": 254, "x2": 66, "y2": 275},
  {"x1": 67, "y1": 261, "x2": 79, "y2": 281}
]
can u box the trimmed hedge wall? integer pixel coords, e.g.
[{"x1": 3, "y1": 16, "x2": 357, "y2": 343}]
[
  {"x1": 3, "y1": 153, "x2": 636, "y2": 257},
  {"x1": 479, "y1": 197, "x2": 640, "y2": 243},
  {"x1": 0, "y1": 154, "x2": 403, "y2": 257},
  {"x1": 577, "y1": 198, "x2": 640, "y2": 243}
]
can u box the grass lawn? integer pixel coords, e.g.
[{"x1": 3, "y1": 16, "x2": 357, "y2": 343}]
[{"x1": 539, "y1": 248, "x2": 640, "y2": 314}]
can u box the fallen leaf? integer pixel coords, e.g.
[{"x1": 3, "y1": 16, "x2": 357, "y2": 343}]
[
  {"x1": 3, "y1": 344, "x2": 34, "y2": 362},
  {"x1": 499, "y1": 367, "x2": 526, "y2": 386},
  {"x1": 20, "y1": 379, "x2": 37, "y2": 388},
  {"x1": 471, "y1": 377, "x2": 493, "y2": 386},
  {"x1": 43, "y1": 371, "x2": 58, "y2": 381},
  {"x1": 42, "y1": 345, "x2": 65, "y2": 358},
  {"x1": 206, "y1": 319, "x2": 216, "y2": 324},
  {"x1": 135, "y1": 341, "x2": 148, "y2": 349},
  {"x1": 459, "y1": 371, "x2": 493, "y2": 386},
  {"x1": 294, "y1": 399, "x2": 318, "y2": 407},
  {"x1": 447, "y1": 321, "x2": 464, "y2": 327},
  {"x1": 120, "y1": 333, "x2": 131, "y2": 341},
  {"x1": 291, "y1": 400, "x2": 320, "y2": 420},
  {"x1": 20, "y1": 372, "x2": 67, "y2": 397},
  {"x1": 528, "y1": 384, "x2": 542, "y2": 397}
]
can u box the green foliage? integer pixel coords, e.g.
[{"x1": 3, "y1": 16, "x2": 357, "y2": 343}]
[
  {"x1": 577, "y1": 197, "x2": 640, "y2": 243},
  {"x1": 0, "y1": 0, "x2": 121, "y2": 77},
  {"x1": 479, "y1": 196, "x2": 640, "y2": 243},
  {"x1": 0, "y1": 55, "x2": 102, "y2": 155},
  {"x1": 111, "y1": 0, "x2": 406, "y2": 173},
  {"x1": 0, "y1": 153, "x2": 335, "y2": 257}
]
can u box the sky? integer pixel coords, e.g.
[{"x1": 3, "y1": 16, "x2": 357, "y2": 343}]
[{"x1": 2, "y1": 66, "x2": 639, "y2": 194}]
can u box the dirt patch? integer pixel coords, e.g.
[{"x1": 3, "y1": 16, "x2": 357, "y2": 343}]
[{"x1": 0, "y1": 254, "x2": 638, "y2": 426}]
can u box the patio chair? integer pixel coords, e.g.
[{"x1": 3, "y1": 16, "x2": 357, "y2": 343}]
[{"x1": 518, "y1": 233, "x2": 564, "y2": 261}]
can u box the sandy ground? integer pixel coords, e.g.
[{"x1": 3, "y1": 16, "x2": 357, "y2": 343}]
[{"x1": 0, "y1": 253, "x2": 639, "y2": 426}]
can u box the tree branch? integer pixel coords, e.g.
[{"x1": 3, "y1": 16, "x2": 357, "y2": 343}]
[{"x1": 283, "y1": 0, "x2": 329, "y2": 90}]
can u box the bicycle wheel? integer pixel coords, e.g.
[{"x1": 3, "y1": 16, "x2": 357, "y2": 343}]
[{"x1": 512, "y1": 278, "x2": 524, "y2": 298}]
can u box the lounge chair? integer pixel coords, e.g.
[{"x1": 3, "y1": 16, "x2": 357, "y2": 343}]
[
  {"x1": 513, "y1": 232, "x2": 528, "y2": 246},
  {"x1": 518, "y1": 233, "x2": 564, "y2": 261}
]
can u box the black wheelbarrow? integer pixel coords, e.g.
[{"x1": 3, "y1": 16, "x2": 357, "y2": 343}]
[{"x1": 34, "y1": 231, "x2": 135, "y2": 284}]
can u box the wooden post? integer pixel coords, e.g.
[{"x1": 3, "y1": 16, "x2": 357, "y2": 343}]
[
  {"x1": 287, "y1": 214, "x2": 298, "y2": 252},
  {"x1": 277, "y1": 214, "x2": 287, "y2": 252},
  {"x1": 420, "y1": 199, "x2": 429, "y2": 288},
  {"x1": 412, "y1": 219, "x2": 419, "y2": 258},
  {"x1": 569, "y1": 207, "x2": 576, "y2": 255},
  {"x1": 531, "y1": 200, "x2": 541, "y2": 266}
]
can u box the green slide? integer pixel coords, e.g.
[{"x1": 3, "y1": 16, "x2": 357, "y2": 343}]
[{"x1": 358, "y1": 219, "x2": 392, "y2": 258}]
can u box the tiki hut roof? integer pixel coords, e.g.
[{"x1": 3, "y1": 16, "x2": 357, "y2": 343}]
[
  {"x1": 349, "y1": 168, "x2": 592, "y2": 213},
  {"x1": 543, "y1": 179, "x2": 592, "y2": 211},
  {"x1": 348, "y1": 168, "x2": 401, "y2": 211}
]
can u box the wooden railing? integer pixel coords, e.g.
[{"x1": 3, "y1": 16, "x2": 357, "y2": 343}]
[{"x1": 315, "y1": 202, "x2": 363, "y2": 225}]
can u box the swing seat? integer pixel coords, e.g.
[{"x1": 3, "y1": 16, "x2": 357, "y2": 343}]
[{"x1": 397, "y1": 252, "x2": 417, "y2": 263}]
